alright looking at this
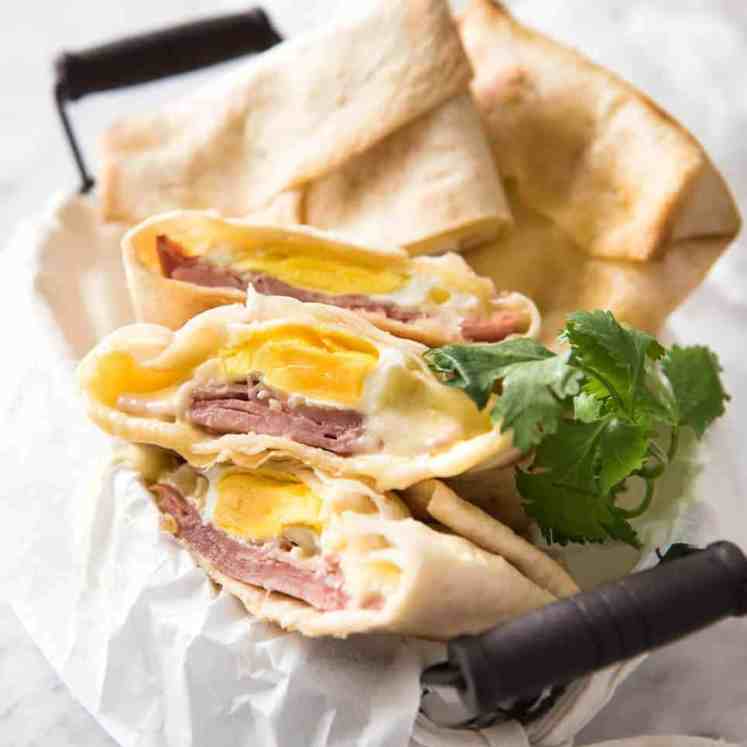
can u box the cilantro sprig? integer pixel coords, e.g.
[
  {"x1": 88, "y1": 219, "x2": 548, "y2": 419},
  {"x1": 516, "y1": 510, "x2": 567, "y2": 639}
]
[{"x1": 424, "y1": 310, "x2": 729, "y2": 548}]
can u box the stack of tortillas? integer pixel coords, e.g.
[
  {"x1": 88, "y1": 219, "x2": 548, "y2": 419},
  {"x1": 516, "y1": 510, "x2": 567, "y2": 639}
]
[{"x1": 98, "y1": 0, "x2": 740, "y2": 344}]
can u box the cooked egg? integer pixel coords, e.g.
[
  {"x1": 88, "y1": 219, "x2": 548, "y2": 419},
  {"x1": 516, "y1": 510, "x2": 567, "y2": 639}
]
[
  {"x1": 231, "y1": 244, "x2": 408, "y2": 296},
  {"x1": 220, "y1": 323, "x2": 379, "y2": 407},
  {"x1": 208, "y1": 468, "x2": 323, "y2": 542},
  {"x1": 89, "y1": 351, "x2": 188, "y2": 407}
]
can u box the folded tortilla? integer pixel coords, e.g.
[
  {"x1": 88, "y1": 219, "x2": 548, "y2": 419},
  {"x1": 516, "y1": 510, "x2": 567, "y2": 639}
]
[
  {"x1": 123, "y1": 211, "x2": 539, "y2": 346},
  {"x1": 467, "y1": 186, "x2": 737, "y2": 344},
  {"x1": 130, "y1": 445, "x2": 572, "y2": 638},
  {"x1": 79, "y1": 292, "x2": 520, "y2": 491},
  {"x1": 459, "y1": 0, "x2": 740, "y2": 341},
  {"x1": 100, "y1": 0, "x2": 511, "y2": 254}
]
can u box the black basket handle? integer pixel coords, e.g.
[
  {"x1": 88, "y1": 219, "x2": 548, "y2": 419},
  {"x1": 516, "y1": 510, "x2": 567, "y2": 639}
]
[
  {"x1": 422, "y1": 541, "x2": 747, "y2": 728},
  {"x1": 53, "y1": 7, "x2": 283, "y2": 193}
]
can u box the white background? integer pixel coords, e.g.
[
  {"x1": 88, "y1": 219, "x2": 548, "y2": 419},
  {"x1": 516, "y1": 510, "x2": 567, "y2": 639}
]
[{"x1": 1, "y1": 1, "x2": 745, "y2": 744}]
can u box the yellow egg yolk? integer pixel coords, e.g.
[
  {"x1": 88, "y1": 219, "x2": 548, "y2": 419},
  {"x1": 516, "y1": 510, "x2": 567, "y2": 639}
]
[
  {"x1": 230, "y1": 244, "x2": 408, "y2": 296},
  {"x1": 220, "y1": 324, "x2": 379, "y2": 407},
  {"x1": 213, "y1": 470, "x2": 322, "y2": 541},
  {"x1": 90, "y1": 351, "x2": 188, "y2": 406}
]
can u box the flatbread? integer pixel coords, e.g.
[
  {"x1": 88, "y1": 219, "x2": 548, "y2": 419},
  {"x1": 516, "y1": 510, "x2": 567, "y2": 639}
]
[
  {"x1": 466, "y1": 185, "x2": 734, "y2": 344},
  {"x1": 457, "y1": 0, "x2": 740, "y2": 342},
  {"x1": 142, "y1": 454, "x2": 556, "y2": 639},
  {"x1": 401, "y1": 479, "x2": 578, "y2": 599},
  {"x1": 122, "y1": 210, "x2": 540, "y2": 344},
  {"x1": 78, "y1": 293, "x2": 521, "y2": 491},
  {"x1": 304, "y1": 92, "x2": 509, "y2": 254},
  {"x1": 100, "y1": 0, "x2": 511, "y2": 255},
  {"x1": 460, "y1": 0, "x2": 740, "y2": 262}
]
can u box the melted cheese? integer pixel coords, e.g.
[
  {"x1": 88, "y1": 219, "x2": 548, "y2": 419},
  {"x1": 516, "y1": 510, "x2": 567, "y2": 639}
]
[
  {"x1": 360, "y1": 349, "x2": 492, "y2": 454},
  {"x1": 90, "y1": 351, "x2": 188, "y2": 406},
  {"x1": 220, "y1": 324, "x2": 379, "y2": 406},
  {"x1": 213, "y1": 470, "x2": 322, "y2": 541}
]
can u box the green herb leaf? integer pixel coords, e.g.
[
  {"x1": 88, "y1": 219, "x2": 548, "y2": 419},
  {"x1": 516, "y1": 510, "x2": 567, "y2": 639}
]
[
  {"x1": 518, "y1": 471, "x2": 640, "y2": 547},
  {"x1": 596, "y1": 418, "x2": 650, "y2": 494},
  {"x1": 564, "y1": 310, "x2": 664, "y2": 416},
  {"x1": 573, "y1": 391, "x2": 603, "y2": 423},
  {"x1": 662, "y1": 345, "x2": 730, "y2": 437},
  {"x1": 424, "y1": 338, "x2": 556, "y2": 410},
  {"x1": 524, "y1": 417, "x2": 648, "y2": 546},
  {"x1": 424, "y1": 310, "x2": 729, "y2": 548},
  {"x1": 490, "y1": 353, "x2": 583, "y2": 451}
]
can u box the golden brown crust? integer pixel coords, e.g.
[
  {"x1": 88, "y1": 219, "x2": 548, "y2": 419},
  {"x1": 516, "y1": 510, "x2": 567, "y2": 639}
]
[
  {"x1": 460, "y1": 0, "x2": 740, "y2": 263},
  {"x1": 466, "y1": 186, "x2": 733, "y2": 345},
  {"x1": 402, "y1": 479, "x2": 578, "y2": 599}
]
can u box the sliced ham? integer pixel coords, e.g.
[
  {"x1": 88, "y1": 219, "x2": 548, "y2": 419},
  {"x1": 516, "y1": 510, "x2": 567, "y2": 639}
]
[
  {"x1": 157, "y1": 235, "x2": 244, "y2": 289},
  {"x1": 152, "y1": 484, "x2": 347, "y2": 611},
  {"x1": 188, "y1": 378, "x2": 366, "y2": 455},
  {"x1": 248, "y1": 274, "x2": 422, "y2": 323},
  {"x1": 461, "y1": 311, "x2": 525, "y2": 342}
]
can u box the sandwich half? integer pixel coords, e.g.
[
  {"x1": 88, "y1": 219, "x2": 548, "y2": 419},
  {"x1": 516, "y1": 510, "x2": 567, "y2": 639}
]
[
  {"x1": 129, "y1": 445, "x2": 574, "y2": 638},
  {"x1": 123, "y1": 212, "x2": 538, "y2": 345},
  {"x1": 79, "y1": 292, "x2": 522, "y2": 490}
]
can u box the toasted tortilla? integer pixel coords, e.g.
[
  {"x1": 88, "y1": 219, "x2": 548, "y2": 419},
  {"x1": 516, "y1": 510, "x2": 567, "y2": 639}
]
[
  {"x1": 200, "y1": 518, "x2": 554, "y2": 639},
  {"x1": 100, "y1": 0, "x2": 511, "y2": 255},
  {"x1": 139, "y1": 453, "x2": 557, "y2": 639},
  {"x1": 79, "y1": 294, "x2": 521, "y2": 491},
  {"x1": 122, "y1": 210, "x2": 540, "y2": 344},
  {"x1": 111, "y1": 445, "x2": 563, "y2": 639},
  {"x1": 401, "y1": 479, "x2": 577, "y2": 599},
  {"x1": 460, "y1": 0, "x2": 740, "y2": 262},
  {"x1": 456, "y1": 0, "x2": 740, "y2": 342}
]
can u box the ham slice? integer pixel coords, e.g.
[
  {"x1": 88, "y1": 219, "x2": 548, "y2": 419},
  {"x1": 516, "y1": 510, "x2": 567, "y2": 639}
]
[
  {"x1": 248, "y1": 274, "x2": 422, "y2": 323},
  {"x1": 461, "y1": 311, "x2": 524, "y2": 342},
  {"x1": 152, "y1": 483, "x2": 347, "y2": 611},
  {"x1": 188, "y1": 378, "x2": 366, "y2": 455},
  {"x1": 157, "y1": 235, "x2": 244, "y2": 289}
]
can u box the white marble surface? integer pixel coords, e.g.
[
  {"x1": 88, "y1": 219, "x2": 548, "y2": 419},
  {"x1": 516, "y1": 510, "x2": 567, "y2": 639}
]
[{"x1": 1, "y1": 1, "x2": 745, "y2": 746}]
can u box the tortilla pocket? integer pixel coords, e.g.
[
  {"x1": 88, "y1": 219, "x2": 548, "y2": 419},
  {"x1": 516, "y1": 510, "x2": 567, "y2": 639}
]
[
  {"x1": 135, "y1": 448, "x2": 558, "y2": 639},
  {"x1": 78, "y1": 292, "x2": 522, "y2": 491},
  {"x1": 123, "y1": 211, "x2": 539, "y2": 344}
]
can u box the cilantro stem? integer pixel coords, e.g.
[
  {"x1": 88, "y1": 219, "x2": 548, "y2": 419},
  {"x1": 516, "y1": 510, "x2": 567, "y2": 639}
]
[
  {"x1": 667, "y1": 426, "x2": 680, "y2": 463},
  {"x1": 636, "y1": 461, "x2": 664, "y2": 480},
  {"x1": 648, "y1": 440, "x2": 667, "y2": 464},
  {"x1": 618, "y1": 478, "x2": 655, "y2": 519}
]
